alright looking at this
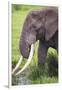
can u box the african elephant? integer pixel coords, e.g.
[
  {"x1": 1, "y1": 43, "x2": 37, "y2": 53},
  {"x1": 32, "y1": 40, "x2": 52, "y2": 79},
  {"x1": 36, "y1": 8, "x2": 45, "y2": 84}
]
[{"x1": 12, "y1": 7, "x2": 58, "y2": 75}]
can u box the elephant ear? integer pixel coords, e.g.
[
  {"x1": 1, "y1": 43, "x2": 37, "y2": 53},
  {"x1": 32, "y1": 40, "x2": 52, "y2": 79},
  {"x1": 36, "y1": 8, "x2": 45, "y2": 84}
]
[{"x1": 45, "y1": 9, "x2": 58, "y2": 41}]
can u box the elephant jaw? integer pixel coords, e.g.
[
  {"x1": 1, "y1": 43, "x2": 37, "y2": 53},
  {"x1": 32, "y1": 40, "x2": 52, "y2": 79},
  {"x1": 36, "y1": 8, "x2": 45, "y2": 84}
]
[{"x1": 12, "y1": 44, "x2": 34, "y2": 75}]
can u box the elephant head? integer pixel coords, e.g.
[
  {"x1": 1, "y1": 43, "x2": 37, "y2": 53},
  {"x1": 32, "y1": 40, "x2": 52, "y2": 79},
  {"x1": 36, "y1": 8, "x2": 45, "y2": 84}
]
[
  {"x1": 20, "y1": 7, "x2": 58, "y2": 57},
  {"x1": 12, "y1": 7, "x2": 58, "y2": 75}
]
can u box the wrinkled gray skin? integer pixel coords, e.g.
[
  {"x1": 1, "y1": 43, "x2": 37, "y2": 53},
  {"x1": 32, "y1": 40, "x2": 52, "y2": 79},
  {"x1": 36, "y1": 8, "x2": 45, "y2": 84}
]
[{"x1": 19, "y1": 7, "x2": 58, "y2": 65}]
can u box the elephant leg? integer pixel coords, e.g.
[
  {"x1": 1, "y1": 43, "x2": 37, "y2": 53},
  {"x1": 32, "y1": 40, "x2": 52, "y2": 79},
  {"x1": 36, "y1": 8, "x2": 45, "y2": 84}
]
[{"x1": 38, "y1": 41, "x2": 48, "y2": 65}]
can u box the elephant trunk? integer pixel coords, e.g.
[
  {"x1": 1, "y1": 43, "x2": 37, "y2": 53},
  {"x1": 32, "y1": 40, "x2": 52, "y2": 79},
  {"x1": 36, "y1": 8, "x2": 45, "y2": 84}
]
[
  {"x1": 19, "y1": 29, "x2": 36, "y2": 58},
  {"x1": 19, "y1": 34, "x2": 30, "y2": 59}
]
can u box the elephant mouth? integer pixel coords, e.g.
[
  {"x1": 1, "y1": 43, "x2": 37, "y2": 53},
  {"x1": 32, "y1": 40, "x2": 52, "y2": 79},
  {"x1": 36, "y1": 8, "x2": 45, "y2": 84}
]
[{"x1": 12, "y1": 44, "x2": 34, "y2": 75}]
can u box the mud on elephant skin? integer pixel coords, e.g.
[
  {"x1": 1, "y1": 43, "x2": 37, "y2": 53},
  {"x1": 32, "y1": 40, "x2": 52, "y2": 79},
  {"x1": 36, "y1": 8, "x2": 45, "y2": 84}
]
[{"x1": 19, "y1": 7, "x2": 58, "y2": 64}]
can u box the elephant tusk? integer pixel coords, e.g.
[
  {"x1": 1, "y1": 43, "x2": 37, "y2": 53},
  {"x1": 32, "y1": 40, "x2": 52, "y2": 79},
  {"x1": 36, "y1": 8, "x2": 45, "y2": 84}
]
[
  {"x1": 12, "y1": 55, "x2": 23, "y2": 74},
  {"x1": 15, "y1": 44, "x2": 34, "y2": 76}
]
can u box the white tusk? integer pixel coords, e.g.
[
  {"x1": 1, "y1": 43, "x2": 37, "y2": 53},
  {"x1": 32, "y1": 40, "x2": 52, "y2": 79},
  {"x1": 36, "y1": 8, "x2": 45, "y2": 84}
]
[
  {"x1": 15, "y1": 44, "x2": 34, "y2": 76},
  {"x1": 12, "y1": 55, "x2": 23, "y2": 74}
]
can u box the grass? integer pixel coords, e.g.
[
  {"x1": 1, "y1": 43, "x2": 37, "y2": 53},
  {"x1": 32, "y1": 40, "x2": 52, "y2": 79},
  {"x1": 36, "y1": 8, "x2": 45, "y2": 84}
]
[
  {"x1": 12, "y1": 5, "x2": 58, "y2": 85},
  {"x1": 32, "y1": 76, "x2": 58, "y2": 84}
]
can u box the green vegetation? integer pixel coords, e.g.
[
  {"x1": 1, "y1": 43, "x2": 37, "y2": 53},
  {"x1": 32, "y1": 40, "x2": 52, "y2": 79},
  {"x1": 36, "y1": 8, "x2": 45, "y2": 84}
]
[{"x1": 12, "y1": 5, "x2": 58, "y2": 85}]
